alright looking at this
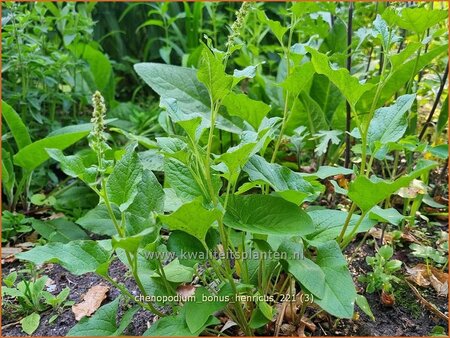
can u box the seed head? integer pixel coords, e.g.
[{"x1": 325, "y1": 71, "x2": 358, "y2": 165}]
[
  {"x1": 225, "y1": 2, "x2": 251, "y2": 54},
  {"x1": 89, "y1": 91, "x2": 109, "y2": 160}
]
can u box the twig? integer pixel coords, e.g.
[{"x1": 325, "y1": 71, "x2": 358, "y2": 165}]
[
  {"x1": 2, "y1": 320, "x2": 21, "y2": 330},
  {"x1": 406, "y1": 280, "x2": 448, "y2": 322},
  {"x1": 274, "y1": 300, "x2": 289, "y2": 337}
]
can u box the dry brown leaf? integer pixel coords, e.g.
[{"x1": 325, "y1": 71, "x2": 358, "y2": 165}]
[
  {"x1": 406, "y1": 264, "x2": 448, "y2": 297},
  {"x1": 429, "y1": 274, "x2": 448, "y2": 297},
  {"x1": 296, "y1": 323, "x2": 306, "y2": 337},
  {"x1": 72, "y1": 284, "x2": 109, "y2": 321},
  {"x1": 381, "y1": 290, "x2": 395, "y2": 306},
  {"x1": 405, "y1": 264, "x2": 431, "y2": 287},
  {"x1": 43, "y1": 212, "x2": 65, "y2": 221},
  {"x1": 301, "y1": 316, "x2": 316, "y2": 332},
  {"x1": 368, "y1": 228, "x2": 393, "y2": 244},
  {"x1": 280, "y1": 323, "x2": 296, "y2": 335},
  {"x1": 25, "y1": 231, "x2": 39, "y2": 243},
  {"x1": 2, "y1": 247, "x2": 23, "y2": 261},
  {"x1": 176, "y1": 284, "x2": 196, "y2": 301},
  {"x1": 15, "y1": 242, "x2": 35, "y2": 250}
]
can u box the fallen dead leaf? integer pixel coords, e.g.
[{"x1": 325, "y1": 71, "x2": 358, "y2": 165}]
[
  {"x1": 405, "y1": 264, "x2": 430, "y2": 287},
  {"x1": 72, "y1": 284, "x2": 110, "y2": 321},
  {"x1": 1, "y1": 247, "x2": 23, "y2": 262},
  {"x1": 45, "y1": 278, "x2": 57, "y2": 293},
  {"x1": 405, "y1": 264, "x2": 448, "y2": 297},
  {"x1": 381, "y1": 290, "x2": 395, "y2": 306},
  {"x1": 430, "y1": 274, "x2": 448, "y2": 297},
  {"x1": 280, "y1": 323, "x2": 296, "y2": 335},
  {"x1": 25, "y1": 231, "x2": 39, "y2": 243},
  {"x1": 369, "y1": 228, "x2": 418, "y2": 244},
  {"x1": 15, "y1": 242, "x2": 35, "y2": 250},
  {"x1": 301, "y1": 316, "x2": 316, "y2": 332},
  {"x1": 176, "y1": 284, "x2": 196, "y2": 301},
  {"x1": 42, "y1": 212, "x2": 65, "y2": 221}
]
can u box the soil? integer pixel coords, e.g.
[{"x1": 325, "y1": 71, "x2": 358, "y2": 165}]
[
  {"x1": 3, "y1": 237, "x2": 448, "y2": 337},
  {"x1": 1, "y1": 259, "x2": 156, "y2": 336}
]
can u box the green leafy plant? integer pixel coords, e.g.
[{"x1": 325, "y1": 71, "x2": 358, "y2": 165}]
[
  {"x1": 9, "y1": 2, "x2": 448, "y2": 336},
  {"x1": 359, "y1": 245, "x2": 402, "y2": 294},
  {"x1": 410, "y1": 243, "x2": 448, "y2": 271},
  {"x1": 2, "y1": 272, "x2": 73, "y2": 334}
]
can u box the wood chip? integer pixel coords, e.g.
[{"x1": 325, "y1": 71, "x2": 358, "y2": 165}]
[{"x1": 72, "y1": 284, "x2": 110, "y2": 321}]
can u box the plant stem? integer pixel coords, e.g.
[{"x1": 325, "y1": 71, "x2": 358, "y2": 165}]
[
  {"x1": 344, "y1": 2, "x2": 354, "y2": 168},
  {"x1": 418, "y1": 62, "x2": 449, "y2": 141}
]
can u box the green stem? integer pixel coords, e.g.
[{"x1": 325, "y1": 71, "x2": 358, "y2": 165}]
[
  {"x1": 341, "y1": 210, "x2": 369, "y2": 249},
  {"x1": 103, "y1": 273, "x2": 165, "y2": 317}
]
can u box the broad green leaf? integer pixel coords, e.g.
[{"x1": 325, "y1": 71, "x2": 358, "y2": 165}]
[
  {"x1": 306, "y1": 210, "x2": 376, "y2": 244},
  {"x1": 2, "y1": 100, "x2": 31, "y2": 149},
  {"x1": 243, "y1": 155, "x2": 316, "y2": 204},
  {"x1": 67, "y1": 297, "x2": 137, "y2": 336},
  {"x1": 125, "y1": 169, "x2": 165, "y2": 235},
  {"x1": 281, "y1": 256, "x2": 325, "y2": 299},
  {"x1": 313, "y1": 130, "x2": 342, "y2": 156},
  {"x1": 307, "y1": 47, "x2": 374, "y2": 108},
  {"x1": 167, "y1": 231, "x2": 206, "y2": 266},
  {"x1": 309, "y1": 74, "x2": 344, "y2": 127},
  {"x1": 369, "y1": 206, "x2": 404, "y2": 226},
  {"x1": 281, "y1": 62, "x2": 315, "y2": 99},
  {"x1": 359, "y1": 44, "x2": 447, "y2": 111},
  {"x1": 165, "y1": 158, "x2": 204, "y2": 200},
  {"x1": 397, "y1": 8, "x2": 447, "y2": 35},
  {"x1": 197, "y1": 47, "x2": 232, "y2": 102},
  {"x1": 185, "y1": 287, "x2": 227, "y2": 333},
  {"x1": 78, "y1": 43, "x2": 114, "y2": 102},
  {"x1": 390, "y1": 42, "x2": 422, "y2": 69},
  {"x1": 152, "y1": 259, "x2": 194, "y2": 283},
  {"x1": 222, "y1": 93, "x2": 271, "y2": 129},
  {"x1": 159, "y1": 199, "x2": 220, "y2": 242},
  {"x1": 112, "y1": 227, "x2": 156, "y2": 253},
  {"x1": 165, "y1": 158, "x2": 222, "y2": 202},
  {"x1": 249, "y1": 308, "x2": 271, "y2": 329},
  {"x1": 319, "y1": 17, "x2": 347, "y2": 54},
  {"x1": 143, "y1": 308, "x2": 219, "y2": 336},
  {"x1": 428, "y1": 144, "x2": 448, "y2": 160},
  {"x1": 21, "y1": 312, "x2": 40, "y2": 335},
  {"x1": 157, "y1": 137, "x2": 190, "y2": 164},
  {"x1": 314, "y1": 241, "x2": 356, "y2": 318},
  {"x1": 303, "y1": 166, "x2": 353, "y2": 180},
  {"x1": 286, "y1": 93, "x2": 329, "y2": 135},
  {"x1": 224, "y1": 195, "x2": 314, "y2": 236},
  {"x1": 31, "y1": 218, "x2": 89, "y2": 243},
  {"x1": 373, "y1": 15, "x2": 393, "y2": 51},
  {"x1": 160, "y1": 98, "x2": 206, "y2": 141},
  {"x1": 14, "y1": 125, "x2": 91, "y2": 171},
  {"x1": 367, "y1": 94, "x2": 416, "y2": 145},
  {"x1": 436, "y1": 96, "x2": 448, "y2": 134},
  {"x1": 134, "y1": 63, "x2": 210, "y2": 113},
  {"x1": 258, "y1": 300, "x2": 273, "y2": 320},
  {"x1": 46, "y1": 148, "x2": 96, "y2": 183},
  {"x1": 2, "y1": 149, "x2": 15, "y2": 200},
  {"x1": 233, "y1": 65, "x2": 257, "y2": 83},
  {"x1": 257, "y1": 10, "x2": 288, "y2": 44},
  {"x1": 16, "y1": 240, "x2": 112, "y2": 275},
  {"x1": 348, "y1": 160, "x2": 437, "y2": 211},
  {"x1": 76, "y1": 204, "x2": 120, "y2": 236},
  {"x1": 355, "y1": 294, "x2": 375, "y2": 321},
  {"x1": 106, "y1": 145, "x2": 142, "y2": 212}
]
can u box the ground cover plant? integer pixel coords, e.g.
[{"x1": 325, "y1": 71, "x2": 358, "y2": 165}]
[{"x1": 1, "y1": 1, "x2": 448, "y2": 336}]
